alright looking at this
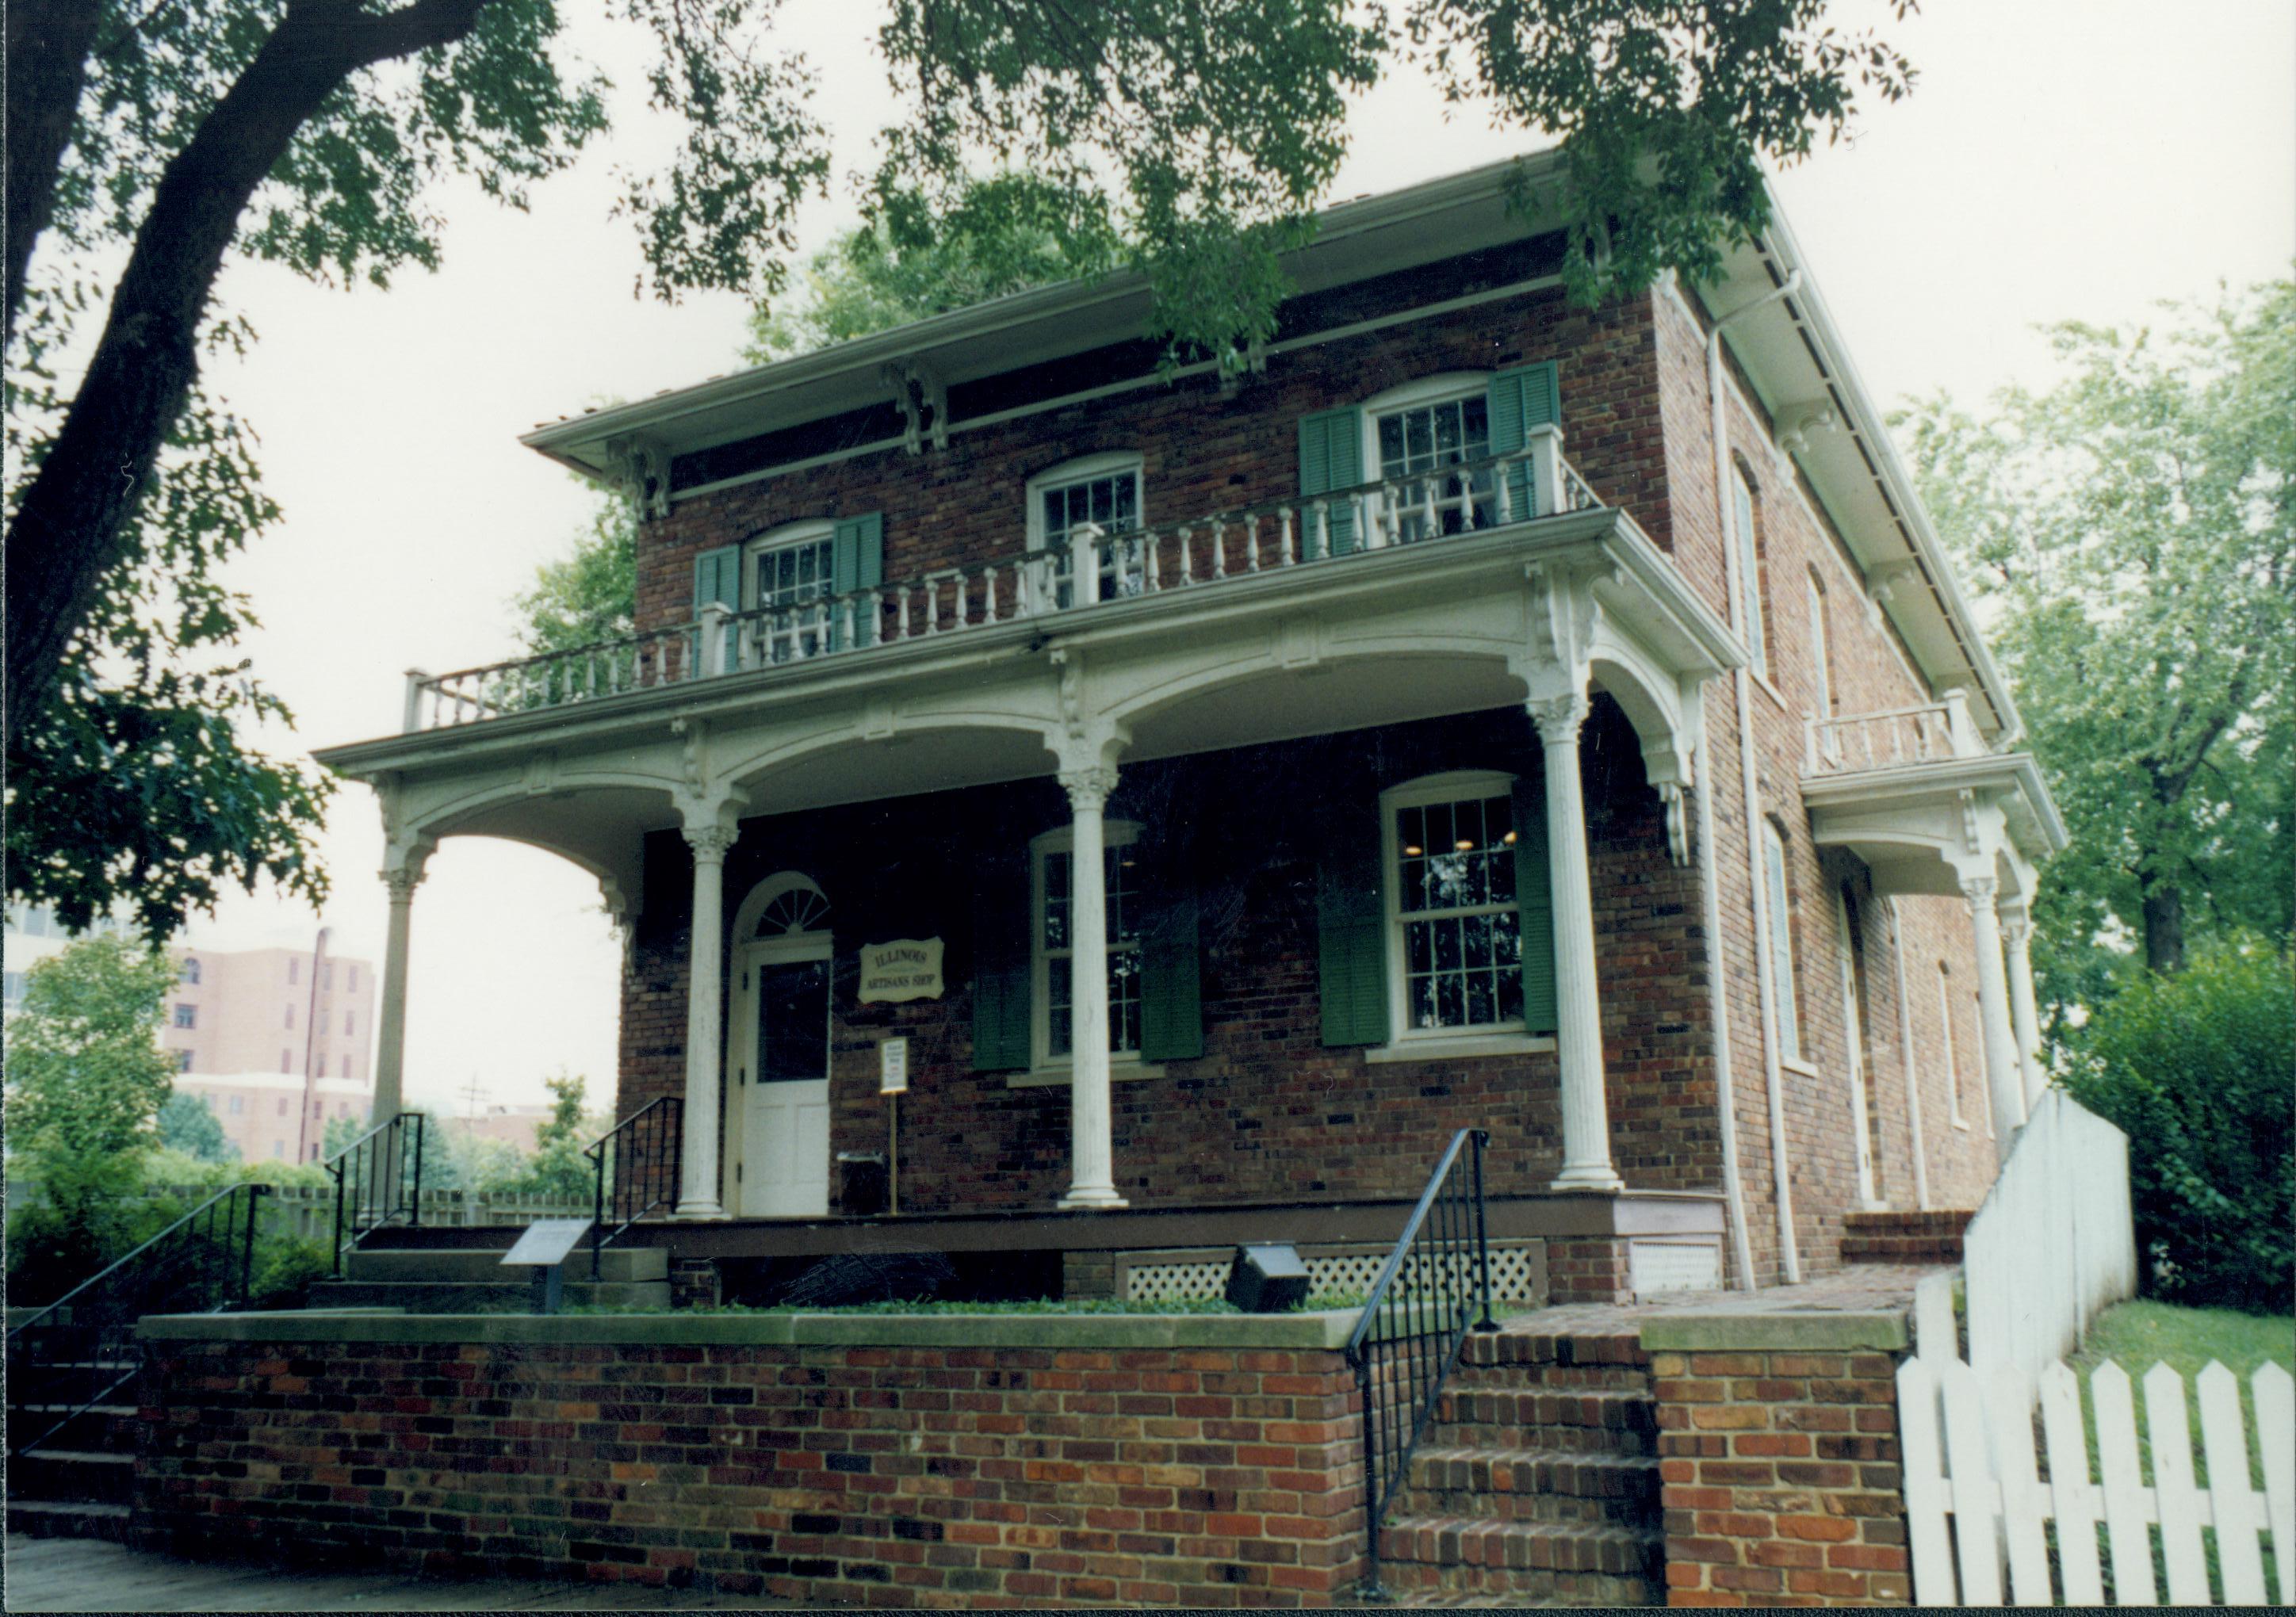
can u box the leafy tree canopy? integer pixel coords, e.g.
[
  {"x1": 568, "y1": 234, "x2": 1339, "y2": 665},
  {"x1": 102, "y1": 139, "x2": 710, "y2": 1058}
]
[
  {"x1": 1900, "y1": 280, "x2": 2295, "y2": 1017},
  {"x1": 515, "y1": 495, "x2": 638, "y2": 658},
  {"x1": 157, "y1": 1088, "x2": 240, "y2": 1164},
  {"x1": 4, "y1": 932, "x2": 180, "y2": 1158},
  {"x1": 9, "y1": 0, "x2": 1921, "y2": 763}
]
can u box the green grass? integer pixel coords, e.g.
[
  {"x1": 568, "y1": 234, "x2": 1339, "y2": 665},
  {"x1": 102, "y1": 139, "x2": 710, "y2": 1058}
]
[{"x1": 2053, "y1": 1300, "x2": 2293, "y2": 1602}]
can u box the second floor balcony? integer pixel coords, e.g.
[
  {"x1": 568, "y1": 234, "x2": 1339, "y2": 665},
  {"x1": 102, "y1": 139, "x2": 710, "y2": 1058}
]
[{"x1": 401, "y1": 428, "x2": 1599, "y2": 735}]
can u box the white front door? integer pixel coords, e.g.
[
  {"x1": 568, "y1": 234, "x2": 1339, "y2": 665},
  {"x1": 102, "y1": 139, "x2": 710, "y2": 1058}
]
[{"x1": 729, "y1": 933, "x2": 832, "y2": 1218}]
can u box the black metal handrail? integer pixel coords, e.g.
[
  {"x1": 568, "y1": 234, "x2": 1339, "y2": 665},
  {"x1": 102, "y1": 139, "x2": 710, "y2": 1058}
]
[
  {"x1": 1345, "y1": 1127, "x2": 1496, "y2": 1601},
  {"x1": 6, "y1": 1180, "x2": 270, "y2": 1455},
  {"x1": 587, "y1": 1095, "x2": 683, "y2": 1265},
  {"x1": 327, "y1": 1110, "x2": 427, "y2": 1275}
]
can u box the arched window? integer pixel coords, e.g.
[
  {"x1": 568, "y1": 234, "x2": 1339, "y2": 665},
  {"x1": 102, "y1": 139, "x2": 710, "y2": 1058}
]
[
  {"x1": 1731, "y1": 460, "x2": 1769, "y2": 678},
  {"x1": 736, "y1": 872, "x2": 832, "y2": 941},
  {"x1": 1026, "y1": 453, "x2": 1145, "y2": 606},
  {"x1": 181, "y1": 957, "x2": 202, "y2": 985},
  {"x1": 1359, "y1": 373, "x2": 1497, "y2": 542}
]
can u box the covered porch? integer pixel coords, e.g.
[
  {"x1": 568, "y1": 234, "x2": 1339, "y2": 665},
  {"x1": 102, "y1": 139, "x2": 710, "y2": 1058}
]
[{"x1": 316, "y1": 446, "x2": 1746, "y2": 1300}]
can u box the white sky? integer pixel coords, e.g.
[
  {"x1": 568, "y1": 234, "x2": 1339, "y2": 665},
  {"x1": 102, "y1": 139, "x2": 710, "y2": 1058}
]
[{"x1": 150, "y1": 0, "x2": 2294, "y2": 1115}]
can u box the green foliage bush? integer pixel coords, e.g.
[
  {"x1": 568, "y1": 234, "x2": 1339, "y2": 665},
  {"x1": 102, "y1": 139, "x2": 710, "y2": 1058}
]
[{"x1": 2064, "y1": 943, "x2": 2294, "y2": 1314}]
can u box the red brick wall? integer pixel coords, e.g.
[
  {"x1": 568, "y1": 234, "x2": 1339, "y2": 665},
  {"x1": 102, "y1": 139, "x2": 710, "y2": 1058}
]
[
  {"x1": 1651, "y1": 1342, "x2": 1910, "y2": 1606},
  {"x1": 136, "y1": 1332, "x2": 1367, "y2": 1607}
]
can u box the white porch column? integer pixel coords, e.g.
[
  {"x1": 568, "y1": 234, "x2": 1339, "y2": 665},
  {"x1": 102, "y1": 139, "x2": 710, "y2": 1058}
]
[
  {"x1": 678, "y1": 824, "x2": 737, "y2": 1219},
  {"x1": 1962, "y1": 875, "x2": 2026, "y2": 1142},
  {"x1": 1533, "y1": 694, "x2": 1624, "y2": 1193},
  {"x1": 373, "y1": 853, "x2": 427, "y2": 1133},
  {"x1": 1057, "y1": 764, "x2": 1127, "y2": 1210},
  {"x1": 2002, "y1": 905, "x2": 2045, "y2": 1110}
]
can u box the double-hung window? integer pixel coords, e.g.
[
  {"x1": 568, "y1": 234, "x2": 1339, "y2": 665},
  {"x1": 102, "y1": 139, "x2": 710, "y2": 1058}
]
[
  {"x1": 1761, "y1": 822, "x2": 1803, "y2": 1063},
  {"x1": 1028, "y1": 455, "x2": 1144, "y2": 609},
  {"x1": 1385, "y1": 774, "x2": 1527, "y2": 1035},
  {"x1": 1367, "y1": 377, "x2": 1496, "y2": 543},
  {"x1": 1732, "y1": 464, "x2": 1768, "y2": 679},
  {"x1": 1032, "y1": 821, "x2": 1143, "y2": 1062},
  {"x1": 744, "y1": 522, "x2": 836, "y2": 664}
]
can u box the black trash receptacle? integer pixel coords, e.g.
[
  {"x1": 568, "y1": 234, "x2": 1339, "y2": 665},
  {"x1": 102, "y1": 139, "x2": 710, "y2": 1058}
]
[{"x1": 836, "y1": 1151, "x2": 890, "y2": 1217}]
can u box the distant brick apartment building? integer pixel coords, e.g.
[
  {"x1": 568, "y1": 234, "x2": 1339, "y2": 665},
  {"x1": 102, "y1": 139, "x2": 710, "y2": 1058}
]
[
  {"x1": 6, "y1": 904, "x2": 377, "y2": 1164},
  {"x1": 316, "y1": 153, "x2": 2062, "y2": 1298}
]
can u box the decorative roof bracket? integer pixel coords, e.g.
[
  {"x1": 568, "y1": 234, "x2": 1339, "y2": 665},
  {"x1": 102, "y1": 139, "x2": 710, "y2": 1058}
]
[
  {"x1": 881, "y1": 361, "x2": 950, "y2": 455},
  {"x1": 605, "y1": 434, "x2": 672, "y2": 520}
]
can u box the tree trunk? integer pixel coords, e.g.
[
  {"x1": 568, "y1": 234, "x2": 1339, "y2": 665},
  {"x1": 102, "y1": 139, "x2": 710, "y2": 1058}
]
[
  {"x1": 2141, "y1": 882, "x2": 2186, "y2": 976},
  {"x1": 3, "y1": 0, "x2": 103, "y2": 349},
  {"x1": 2, "y1": 0, "x2": 489, "y2": 747}
]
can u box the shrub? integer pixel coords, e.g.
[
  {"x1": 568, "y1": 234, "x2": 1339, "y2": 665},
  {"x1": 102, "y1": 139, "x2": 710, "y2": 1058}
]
[{"x1": 2064, "y1": 943, "x2": 2294, "y2": 1314}]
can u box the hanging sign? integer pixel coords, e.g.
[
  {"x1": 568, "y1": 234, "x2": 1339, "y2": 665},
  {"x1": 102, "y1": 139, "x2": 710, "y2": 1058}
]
[
  {"x1": 880, "y1": 1038, "x2": 910, "y2": 1095},
  {"x1": 859, "y1": 938, "x2": 944, "y2": 1003}
]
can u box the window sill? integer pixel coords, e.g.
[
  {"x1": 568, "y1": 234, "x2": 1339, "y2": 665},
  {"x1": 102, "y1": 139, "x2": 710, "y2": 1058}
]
[
  {"x1": 1779, "y1": 1056, "x2": 1822, "y2": 1079},
  {"x1": 1006, "y1": 1061, "x2": 1165, "y2": 1089},
  {"x1": 1364, "y1": 1034, "x2": 1557, "y2": 1065},
  {"x1": 1751, "y1": 671, "x2": 1790, "y2": 713},
  {"x1": 1950, "y1": 1114, "x2": 1971, "y2": 1132}
]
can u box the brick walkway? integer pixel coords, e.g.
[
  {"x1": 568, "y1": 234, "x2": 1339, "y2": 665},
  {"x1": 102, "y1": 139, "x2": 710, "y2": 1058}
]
[
  {"x1": 2, "y1": 1535, "x2": 822, "y2": 1613},
  {"x1": 1494, "y1": 1262, "x2": 1941, "y2": 1335}
]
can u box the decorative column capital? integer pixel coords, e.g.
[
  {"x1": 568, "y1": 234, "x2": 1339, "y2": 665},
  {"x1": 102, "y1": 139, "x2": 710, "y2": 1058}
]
[
  {"x1": 381, "y1": 853, "x2": 430, "y2": 904},
  {"x1": 2000, "y1": 906, "x2": 2033, "y2": 946},
  {"x1": 1059, "y1": 764, "x2": 1121, "y2": 813},
  {"x1": 1959, "y1": 873, "x2": 1999, "y2": 913},
  {"x1": 683, "y1": 824, "x2": 738, "y2": 865},
  {"x1": 1529, "y1": 693, "x2": 1590, "y2": 746}
]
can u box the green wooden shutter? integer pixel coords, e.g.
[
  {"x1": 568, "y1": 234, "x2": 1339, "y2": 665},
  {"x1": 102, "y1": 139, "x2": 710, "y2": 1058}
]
[
  {"x1": 692, "y1": 544, "x2": 740, "y2": 671},
  {"x1": 1138, "y1": 854, "x2": 1203, "y2": 1064},
  {"x1": 970, "y1": 843, "x2": 1034, "y2": 1072},
  {"x1": 1487, "y1": 362, "x2": 1560, "y2": 521},
  {"x1": 1298, "y1": 407, "x2": 1362, "y2": 557},
  {"x1": 831, "y1": 513, "x2": 885, "y2": 649},
  {"x1": 1316, "y1": 789, "x2": 1389, "y2": 1047},
  {"x1": 1510, "y1": 770, "x2": 1559, "y2": 1036}
]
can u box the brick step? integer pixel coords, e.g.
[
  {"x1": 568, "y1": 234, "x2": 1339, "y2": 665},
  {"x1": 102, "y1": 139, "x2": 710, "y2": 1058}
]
[
  {"x1": 1840, "y1": 1210, "x2": 1973, "y2": 1264},
  {"x1": 1447, "y1": 1359, "x2": 1654, "y2": 1394},
  {"x1": 4, "y1": 1499, "x2": 131, "y2": 1542},
  {"x1": 1376, "y1": 1515, "x2": 1662, "y2": 1606},
  {"x1": 1388, "y1": 1446, "x2": 1659, "y2": 1527},
  {"x1": 1429, "y1": 1388, "x2": 1657, "y2": 1455},
  {"x1": 302, "y1": 1278, "x2": 671, "y2": 1312},
  {"x1": 9, "y1": 1448, "x2": 134, "y2": 1507},
  {"x1": 1462, "y1": 1330, "x2": 1648, "y2": 1372},
  {"x1": 342, "y1": 1244, "x2": 668, "y2": 1284}
]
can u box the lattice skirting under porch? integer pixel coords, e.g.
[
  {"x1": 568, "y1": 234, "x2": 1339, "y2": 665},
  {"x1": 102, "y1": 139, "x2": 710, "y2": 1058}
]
[{"x1": 1115, "y1": 1240, "x2": 1547, "y2": 1307}]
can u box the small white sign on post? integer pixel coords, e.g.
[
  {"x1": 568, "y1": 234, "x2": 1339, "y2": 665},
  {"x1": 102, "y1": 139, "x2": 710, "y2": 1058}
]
[
  {"x1": 859, "y1": 938, "x2": 944, "y2": 1003},
  {"x1": 879, "y1": 1038, "x2": 909, "y2": 1095}
]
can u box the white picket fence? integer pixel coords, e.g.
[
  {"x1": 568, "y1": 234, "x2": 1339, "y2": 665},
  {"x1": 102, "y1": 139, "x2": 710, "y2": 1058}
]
[
  {"x1": 1900, "y1": 1275, "x2": 2294, "y2": 1606},
  {"x1": 1963, "y1": 1087, "x2": 2137, "y2": 1396}
]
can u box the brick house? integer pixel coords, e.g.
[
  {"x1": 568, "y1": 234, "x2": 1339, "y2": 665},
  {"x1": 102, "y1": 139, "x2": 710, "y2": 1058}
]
[{"x1": 315, "y1": 152, "x2": 2062, "y2": 1302}]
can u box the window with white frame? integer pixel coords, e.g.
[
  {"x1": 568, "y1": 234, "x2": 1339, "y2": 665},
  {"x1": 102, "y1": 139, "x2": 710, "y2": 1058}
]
[
  {"x1": 1972, "y1": 990, "x2": 1994, "y2": 1137},
  {"x1": 1364, "y1": 376, "x2": 1495, "y2": 543},
  {"x1": 1032, "y1": 820, "x2": 1143, "y2": 1063},
  {"x1": 1806, "y1": 571, "x2": 1834, "y2": 721},
  {"x1": 1027, "y1": 454, "x2": 1143, "y2": 609},
  {"x1": 743, "y1": 521, "x2": 837, "y2": 664},
  {"x1": 1761, "y1": 822, "x2": 1802, "y2": 1062},
  {"x1": 182, "y1": 957, "x2": 201, "y2": 985},
  {"x1": 1385, "y1": 773, "x2": 1526, "y2": 1035},
  {"x1": 1938, "y1": 963, "x2": 1966, "y2": 1127},
  {"x1": 1732, "y1": 463, "x2": 1768, "y2": 679}
]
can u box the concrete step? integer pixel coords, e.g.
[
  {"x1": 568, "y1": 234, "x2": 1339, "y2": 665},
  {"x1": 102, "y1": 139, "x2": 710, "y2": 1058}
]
[
  {"x1": 303, "y1": 1278, "x2": 670, "y2": 1312},
  {"x1": 10, "y1": 1448, "x2": 134, "y2": 1507},
  {"x1": 6, "y1": 1404, "x2": 141, "y2": 1455},
  {"x1": 1429, "y1": 1388, "x2": 1658, "y2": 1455},
  {"x1": 1388, "y1": 1446, "x2": 1659, "y2": 1527},
  {"x1": 4, "y1": 1499, "x2": 131, "y2": 1542},
  {"x1": 342, "y1": 1244, "x2": 666, "y2": 1283},
  {"x1": 1376, "y1": 1514, "x2": 1662, "y2": 1607}
]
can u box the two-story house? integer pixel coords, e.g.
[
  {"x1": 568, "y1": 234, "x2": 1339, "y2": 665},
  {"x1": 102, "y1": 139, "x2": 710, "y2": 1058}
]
[{"x1": 315, "y1": 151, "x2": 2063, "y2": 1305}]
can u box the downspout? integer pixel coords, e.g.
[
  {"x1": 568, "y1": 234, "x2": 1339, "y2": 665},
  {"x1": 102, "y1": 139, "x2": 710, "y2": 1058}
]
[{"x1": 1708, "y1": 270, "x2": 1803, "y2": 1284}]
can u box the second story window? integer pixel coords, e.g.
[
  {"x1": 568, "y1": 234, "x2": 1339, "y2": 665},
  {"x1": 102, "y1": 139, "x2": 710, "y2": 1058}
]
[
  {"x1": 182, "y1": 958, "x2": 201, "y2": 985},
  {"x1": 173, "y1": 1003, "x2": 197, "y2": 1029},
  {"x1": 1366, "y1": 377, "x2": 1495, "y2": 543},
  {"x1": 744, "y1": 521, "x2": 836, "y2": 663},
  {"x1": 1732, "y1": 462, "x2": 1769, "y2": 679},
  {"x1": 1028, "y1": 454, "x2": 1143, "y2": 608}
]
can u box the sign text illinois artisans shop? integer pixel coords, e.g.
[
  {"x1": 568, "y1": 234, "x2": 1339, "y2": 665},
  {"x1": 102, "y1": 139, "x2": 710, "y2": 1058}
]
[{"x1": 858, "y1": 938, "x2": 944, "y2": 1003}]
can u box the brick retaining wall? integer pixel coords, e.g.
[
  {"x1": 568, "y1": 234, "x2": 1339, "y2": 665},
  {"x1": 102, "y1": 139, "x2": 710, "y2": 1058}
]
[{"x1": 134, "y1": 1313, "x2": 1368, "y2": 1608}]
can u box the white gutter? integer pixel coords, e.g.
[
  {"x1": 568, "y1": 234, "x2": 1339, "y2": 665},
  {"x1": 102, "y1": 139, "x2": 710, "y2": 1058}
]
[{"x1": 1709, "y1": 268, "x2": 1804, "y2": 1286}]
